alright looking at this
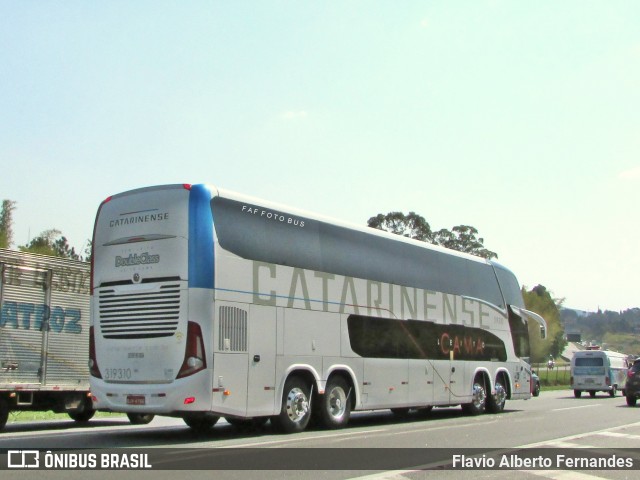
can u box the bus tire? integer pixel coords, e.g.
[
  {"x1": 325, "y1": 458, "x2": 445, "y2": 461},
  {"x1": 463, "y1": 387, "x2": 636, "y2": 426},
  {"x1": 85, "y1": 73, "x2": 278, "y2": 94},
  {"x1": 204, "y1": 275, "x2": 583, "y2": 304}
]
[
  {"x1": 574, "y1": 390, "x2": 582, "y2": 398},
  {"x1": 589, "y1": 391, "x2": 596, "y2": 398},
  {"x1": 487, "y1": 378, "x2": 507, "y2": 413},
  {"x1": 462, "y1": 379, "x2": 486, "y2": 416},
  {"x1": 184, "y1": 413, "x2": 219, "y2": 432},
  {"x1": 272, "y1": 376, "x2": 312, "y2": 433},
  {"x1": 0, "y1": 398, "x2": 9, "y2": 431},
  {"x1": 609, "y1": 386, "x2": 617, "y2": 397},
  {"x1": 127, "y1": 413, "x2": 154, "y2": 425},
  {"x1": 320, "y1": 376, "x2": 351, "y2": 429}
]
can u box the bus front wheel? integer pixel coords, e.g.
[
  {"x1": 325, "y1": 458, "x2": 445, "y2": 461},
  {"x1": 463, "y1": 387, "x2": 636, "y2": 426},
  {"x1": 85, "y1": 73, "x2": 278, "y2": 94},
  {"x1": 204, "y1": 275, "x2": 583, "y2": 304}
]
[
  {"x1": 272, "y1": 376, "x2": 312, "y2": 433},
  {"x1": 319, "y1": 376, "x2": 351, "y2": 429}
]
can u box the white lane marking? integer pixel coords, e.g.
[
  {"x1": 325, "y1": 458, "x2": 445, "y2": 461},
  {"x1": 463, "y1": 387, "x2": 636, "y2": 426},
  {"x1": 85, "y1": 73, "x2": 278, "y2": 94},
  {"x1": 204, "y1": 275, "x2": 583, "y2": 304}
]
[
  {"x1": 527, "y1": 470, "x2": 613, "y2": 480},
  {"x1": 216, "y1": 428, "x2": 389, "y2": 448},
  {"x1": 596, "y1": 431, "x2": 640, "y2": 440},
  {"x1": 551, "y1": 404, "x2": 602, "y2": 412},
  {"x1": 519, "y1": 420, "x2": 640, "y2": 448}
]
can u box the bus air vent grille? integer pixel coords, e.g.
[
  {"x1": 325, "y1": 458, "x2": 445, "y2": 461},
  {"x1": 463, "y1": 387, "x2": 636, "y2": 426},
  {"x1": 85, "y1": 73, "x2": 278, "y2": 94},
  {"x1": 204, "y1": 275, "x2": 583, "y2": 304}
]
[
  {"x1": 219, "y1": 306, "x2": 248, "y2": 352},
  {"x1": 98, "y1": 284, "x2": 181, "y2": 339}
]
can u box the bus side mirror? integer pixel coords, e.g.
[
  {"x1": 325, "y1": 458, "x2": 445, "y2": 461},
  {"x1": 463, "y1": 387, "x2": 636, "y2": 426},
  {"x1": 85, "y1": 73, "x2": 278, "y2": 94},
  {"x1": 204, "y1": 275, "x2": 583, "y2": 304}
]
[{"x1": 509, "y1": 305, "x2": 547, "y2": 340}]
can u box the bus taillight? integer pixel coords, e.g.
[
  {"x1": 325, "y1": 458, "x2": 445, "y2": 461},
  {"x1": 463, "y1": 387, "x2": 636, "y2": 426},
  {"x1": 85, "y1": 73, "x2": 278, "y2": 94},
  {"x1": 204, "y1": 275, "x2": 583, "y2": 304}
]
[
  {"x1": 177, "y1": 322, "x2": 207, "y2": 379},
  {"x1": 89, "y1": 326, "x2": 102, "y2": 378}
]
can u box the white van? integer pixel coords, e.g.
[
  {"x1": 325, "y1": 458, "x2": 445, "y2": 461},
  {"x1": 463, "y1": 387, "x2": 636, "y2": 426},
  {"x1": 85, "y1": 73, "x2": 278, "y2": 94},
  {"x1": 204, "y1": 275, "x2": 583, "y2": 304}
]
[{"x1": 571, "y1": 349, "x2": 629, "y2": 398}]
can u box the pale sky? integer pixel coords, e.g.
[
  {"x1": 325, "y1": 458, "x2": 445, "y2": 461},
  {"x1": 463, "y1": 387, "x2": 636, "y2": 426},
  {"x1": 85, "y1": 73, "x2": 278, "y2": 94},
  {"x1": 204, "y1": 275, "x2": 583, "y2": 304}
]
[{"x1": 1, "y1": 1, "x2": 638, "y2": 312}]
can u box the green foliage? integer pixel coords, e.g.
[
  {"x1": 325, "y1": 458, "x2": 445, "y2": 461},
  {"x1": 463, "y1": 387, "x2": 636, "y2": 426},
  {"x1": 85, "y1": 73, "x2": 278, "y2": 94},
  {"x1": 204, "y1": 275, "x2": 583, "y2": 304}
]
[
  {"x1": 19, "y1": 229, "x2": 81, "y2": 260},
  {"x1": 432, "y1": 225, "x2": 498, "y2": 259},
  {"x1": 367, "y1": 212, "x2": 497, "y2": 259},
  {"x1": 523, "y1": 285, "x2": 566, "y2": 362},
  {"x1": 601, "y1": 332, "x2": 640, "y2": 356},
  {"x1": 0, "y1": 199, "x2": 17, "y2": 248},
  {"x1": 367, "y1": 212, "x2": 433, "y2": 242},
  {"x1": 562, "y1": 308, "x2": 640, "y2": 354}
]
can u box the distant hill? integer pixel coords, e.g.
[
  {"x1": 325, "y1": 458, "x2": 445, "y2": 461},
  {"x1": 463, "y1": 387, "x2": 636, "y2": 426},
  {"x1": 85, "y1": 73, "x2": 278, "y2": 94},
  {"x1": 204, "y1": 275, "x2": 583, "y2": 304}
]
[{"x1": 560, "y1": 307, "x2": 640, "y2": 356}]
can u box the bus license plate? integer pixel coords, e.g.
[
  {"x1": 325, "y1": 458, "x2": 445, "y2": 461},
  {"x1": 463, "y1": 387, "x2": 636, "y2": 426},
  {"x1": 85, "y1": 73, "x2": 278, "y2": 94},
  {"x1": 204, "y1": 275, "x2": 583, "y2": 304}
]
[{"x1": 127, "y1": 395, "x2": 146, "y2": 405}]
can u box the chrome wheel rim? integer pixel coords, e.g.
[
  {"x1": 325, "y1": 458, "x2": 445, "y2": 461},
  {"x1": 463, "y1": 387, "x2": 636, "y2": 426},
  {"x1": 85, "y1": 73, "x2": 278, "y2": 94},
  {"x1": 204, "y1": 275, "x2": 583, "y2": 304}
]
[
  {"x1": 494, "y1": 382, "x2": 506, "y2": 406},
  {"x1": 472, "y1": 383, "x2": 486, "y2": 409},
  {"x1": 328, "y1": 386, "x2": 347, "y2": 419},
  {"x1": 286, "y1": 387, "x2": 309, "y2": 422}
]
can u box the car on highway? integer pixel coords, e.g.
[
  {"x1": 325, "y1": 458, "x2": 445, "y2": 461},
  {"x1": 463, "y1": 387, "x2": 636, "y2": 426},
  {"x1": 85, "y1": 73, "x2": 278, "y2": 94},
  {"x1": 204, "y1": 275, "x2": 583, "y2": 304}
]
[
  {"x1": 625, "y1": 359, "x2": 640, "y2": 406},
  {"x1": 532, "y1": 371, "x2": 541, "y2": 397}
]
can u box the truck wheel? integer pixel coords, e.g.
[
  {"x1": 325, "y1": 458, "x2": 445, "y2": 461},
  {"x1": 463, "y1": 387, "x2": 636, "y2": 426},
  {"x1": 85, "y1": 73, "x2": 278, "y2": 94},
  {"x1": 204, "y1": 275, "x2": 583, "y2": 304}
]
[
  {"x1": 127, "y1": 413, "x2": 154, "y2": 425},
  {"x1": 68, "y1": 397, "x2": 96, "y2": 423},
  {"x1": 320, "y1": 376, "x2": 351, "y2": 429},
  {"x1": 272, "y1": 376, "x2": 312, "y2": 433},
  {"x1": 0, "y1": 398, "x2": 9, "y2": 431}
]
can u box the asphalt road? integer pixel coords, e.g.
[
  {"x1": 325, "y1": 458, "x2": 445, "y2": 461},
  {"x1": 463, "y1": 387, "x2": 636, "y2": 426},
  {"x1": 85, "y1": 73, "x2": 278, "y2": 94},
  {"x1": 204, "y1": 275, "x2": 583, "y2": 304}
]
[{"x1": 2, "y1": 388, "x2": 640, "y2": 480}]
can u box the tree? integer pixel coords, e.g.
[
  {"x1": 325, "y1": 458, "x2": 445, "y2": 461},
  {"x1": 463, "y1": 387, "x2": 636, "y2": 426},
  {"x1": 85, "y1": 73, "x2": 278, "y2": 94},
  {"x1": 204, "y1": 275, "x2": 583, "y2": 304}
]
[
  {"x1": 367, "y1": 211, "x2": 497, "y2": 259},
  {"x1": 0, "y1": 199, "x2": 17, "y2": 248},
  {"x1": 522, "y1": 285, "x2": 566, "y2": 362},
  {"x1": 367, "y1": 212, "x2": 433, "y2": 242},
  {"x1": 432, "y1": 225, "x2": 497, "y2": 259},
  {"x1": 19, "y1": 229, "x2": 81, "y2": 260}
]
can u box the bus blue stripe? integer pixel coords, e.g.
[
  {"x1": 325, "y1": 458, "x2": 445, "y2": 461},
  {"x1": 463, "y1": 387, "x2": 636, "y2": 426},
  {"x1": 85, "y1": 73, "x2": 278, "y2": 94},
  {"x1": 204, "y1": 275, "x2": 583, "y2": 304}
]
[{"x1": 188, "y1": 185, "x2": 214, "y2": 289}]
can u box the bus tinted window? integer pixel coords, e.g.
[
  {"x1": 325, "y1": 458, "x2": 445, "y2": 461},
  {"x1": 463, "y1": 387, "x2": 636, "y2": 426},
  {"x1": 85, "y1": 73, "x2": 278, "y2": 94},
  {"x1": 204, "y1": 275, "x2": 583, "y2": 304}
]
[
  {"x1": 494, "y1": 264, "x2": 524, "y2": 308},
  {"x1": 347, "y1": 315, "x2": 507, "y2": 361}
]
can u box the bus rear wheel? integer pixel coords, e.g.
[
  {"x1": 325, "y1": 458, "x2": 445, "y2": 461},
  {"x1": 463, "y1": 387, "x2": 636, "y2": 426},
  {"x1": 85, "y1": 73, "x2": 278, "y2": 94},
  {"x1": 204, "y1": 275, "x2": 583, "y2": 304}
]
[
  {"x1": 319, "y1": 376, "x2": 351, "y2": 429},
  {"x1": 487, "y1": 379, "x2": 507, "y2": 413},
  {"x1": 272, "y1": 376, "x2": 312, "y2": 433},
  {"x1": 574, "y1": 390, "x2": 582, "y2": 398}
]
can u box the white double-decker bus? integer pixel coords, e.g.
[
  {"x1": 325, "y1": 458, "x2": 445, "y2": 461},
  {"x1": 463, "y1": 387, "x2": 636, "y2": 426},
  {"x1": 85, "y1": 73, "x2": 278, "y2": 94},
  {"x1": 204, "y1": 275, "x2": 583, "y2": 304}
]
[{"x1": 89, "y1": 184, "x2": 546, "y2": 433}]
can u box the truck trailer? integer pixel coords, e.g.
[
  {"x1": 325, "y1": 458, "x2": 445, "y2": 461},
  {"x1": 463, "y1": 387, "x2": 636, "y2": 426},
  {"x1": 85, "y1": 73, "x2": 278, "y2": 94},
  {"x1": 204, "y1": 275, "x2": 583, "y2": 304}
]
[{"x1": 0, "y1": 248, "x2": 96, "y2": 430}]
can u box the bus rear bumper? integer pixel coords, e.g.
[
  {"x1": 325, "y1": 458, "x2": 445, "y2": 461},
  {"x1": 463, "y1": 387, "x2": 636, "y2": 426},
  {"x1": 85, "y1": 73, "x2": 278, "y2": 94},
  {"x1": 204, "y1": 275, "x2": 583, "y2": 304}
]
[{"x1": 89, "y1": 373, "x2": 211, "y2": 415}]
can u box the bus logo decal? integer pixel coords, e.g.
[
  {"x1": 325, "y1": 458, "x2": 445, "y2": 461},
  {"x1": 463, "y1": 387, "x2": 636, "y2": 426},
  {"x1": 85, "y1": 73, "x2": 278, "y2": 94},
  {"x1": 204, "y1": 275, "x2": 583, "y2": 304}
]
[{"x1": 115, "y1": 253, "x2": 160, "y2": 267}]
